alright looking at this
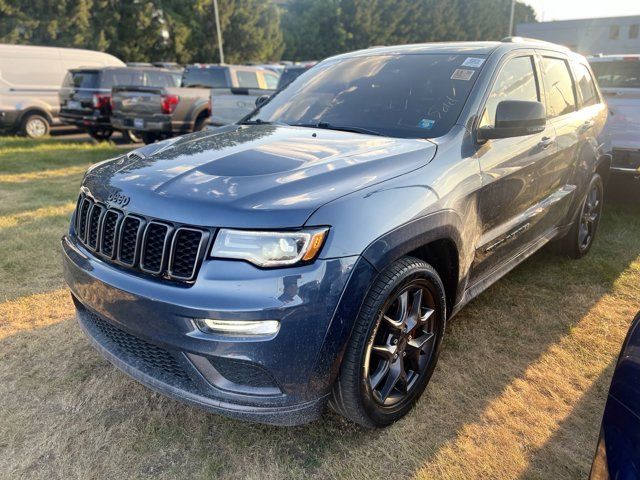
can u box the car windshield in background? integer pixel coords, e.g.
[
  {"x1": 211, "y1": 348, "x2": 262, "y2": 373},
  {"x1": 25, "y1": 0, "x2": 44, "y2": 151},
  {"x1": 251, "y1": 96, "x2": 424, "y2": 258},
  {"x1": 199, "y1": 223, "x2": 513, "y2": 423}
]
[
  {"x1": 247, "y1": 53, "x2": 485, "y2": 138},
  {"x1": 591, "y1": 60, "x2": 640, "y2": 88},
  {"x1": 182, "y1": 67, "x2": 228, "y2": 88}
]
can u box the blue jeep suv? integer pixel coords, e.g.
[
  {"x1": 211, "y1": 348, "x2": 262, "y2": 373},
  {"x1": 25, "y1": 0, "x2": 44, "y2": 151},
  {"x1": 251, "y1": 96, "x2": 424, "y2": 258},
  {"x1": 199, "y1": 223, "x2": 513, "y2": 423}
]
[{"x1": 62, "y1": 39, "x2": 610, "y2": 427}]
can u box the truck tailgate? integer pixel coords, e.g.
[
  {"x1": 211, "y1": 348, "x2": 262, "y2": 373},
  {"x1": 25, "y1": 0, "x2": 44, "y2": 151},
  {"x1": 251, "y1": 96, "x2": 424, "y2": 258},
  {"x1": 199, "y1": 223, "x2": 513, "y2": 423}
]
[{"x1": 112, "y1": 87, "x2": 164, "y2": 116}]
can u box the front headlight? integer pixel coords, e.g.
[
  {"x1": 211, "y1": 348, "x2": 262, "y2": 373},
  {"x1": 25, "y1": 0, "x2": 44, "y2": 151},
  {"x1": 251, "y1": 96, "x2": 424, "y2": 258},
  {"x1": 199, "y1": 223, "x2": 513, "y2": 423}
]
[{"x1": 210, "y1": 228, "x2": 328, "y2": 267}]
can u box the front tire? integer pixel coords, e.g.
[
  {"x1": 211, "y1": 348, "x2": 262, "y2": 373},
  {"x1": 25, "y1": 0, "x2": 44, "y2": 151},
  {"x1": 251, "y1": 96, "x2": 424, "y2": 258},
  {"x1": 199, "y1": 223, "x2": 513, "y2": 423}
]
[
  {"x1": 330, "y1": 256, "x2": 446, "y2": 427},
  {"x1": 558, "y1": 173, "x2": 604, "y2": 258}
]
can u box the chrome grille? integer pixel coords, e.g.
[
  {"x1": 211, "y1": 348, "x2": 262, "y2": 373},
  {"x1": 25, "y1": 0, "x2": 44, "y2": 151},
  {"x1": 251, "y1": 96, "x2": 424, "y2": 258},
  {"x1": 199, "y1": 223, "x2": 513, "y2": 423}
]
[{"x1": 73, "y1": 193, "x2": 209, "y2": 282}]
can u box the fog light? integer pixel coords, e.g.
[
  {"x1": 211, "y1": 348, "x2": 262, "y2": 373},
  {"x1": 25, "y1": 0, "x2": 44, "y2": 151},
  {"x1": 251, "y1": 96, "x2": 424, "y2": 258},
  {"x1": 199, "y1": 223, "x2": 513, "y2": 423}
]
[{"x1": 195, "y1": 319, "x2": 280, "y2": 336}]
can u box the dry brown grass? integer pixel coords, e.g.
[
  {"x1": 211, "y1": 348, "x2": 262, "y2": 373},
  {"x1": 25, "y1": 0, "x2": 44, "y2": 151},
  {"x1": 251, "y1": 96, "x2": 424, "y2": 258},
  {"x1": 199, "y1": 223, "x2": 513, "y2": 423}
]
[{"x1": 1, "y1": 138, "x2": 639, "y2": 479}]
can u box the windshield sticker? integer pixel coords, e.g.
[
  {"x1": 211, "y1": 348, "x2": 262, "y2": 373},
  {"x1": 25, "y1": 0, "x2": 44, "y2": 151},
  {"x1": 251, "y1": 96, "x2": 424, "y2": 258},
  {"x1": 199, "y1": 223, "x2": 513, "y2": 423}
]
[
  {"x1": 418, "y1": 119, "x2": 436, "y2": 129},
  {"x1": 451, "y1": 68, "x2": 475, "y2": 81},
  {"x1": 461, "y1": 57, "x2": 485, "y2": 68}
]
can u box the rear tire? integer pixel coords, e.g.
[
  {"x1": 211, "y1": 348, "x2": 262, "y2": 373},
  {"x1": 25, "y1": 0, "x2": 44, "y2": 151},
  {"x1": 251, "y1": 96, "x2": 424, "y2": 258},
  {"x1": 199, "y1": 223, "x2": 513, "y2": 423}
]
[
  {"x1": 557, "y1": 173, "x2": 604, "y2": 259},
  {"x1": 141, "y1": 132, "x2": 159, "y2": 145},
  {"x1": 193, "y1": 114, "x2": 207, "y2": 132},
  {"x1": 122, "y1": 130, "x2": 143, "y2": 143},
  {"x1": 87, "y1": 127, "x2": 113, "y2": 141},
  {"x1": 21, "y1": 113, "x2": 50, "y2": 138},
  {"x1": 329, "y1": 256, "x2": 446, "y2": 428}
]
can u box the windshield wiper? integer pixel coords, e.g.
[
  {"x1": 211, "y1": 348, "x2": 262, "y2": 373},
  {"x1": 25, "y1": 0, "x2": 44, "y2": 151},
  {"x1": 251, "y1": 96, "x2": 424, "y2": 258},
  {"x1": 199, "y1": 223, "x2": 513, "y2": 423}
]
[
  {"x1": 238, "y1": 119, "x2": 288, "y2": 126},
  {"x1": 291, "y1": 122, "x2": 384, "y2": 137}
]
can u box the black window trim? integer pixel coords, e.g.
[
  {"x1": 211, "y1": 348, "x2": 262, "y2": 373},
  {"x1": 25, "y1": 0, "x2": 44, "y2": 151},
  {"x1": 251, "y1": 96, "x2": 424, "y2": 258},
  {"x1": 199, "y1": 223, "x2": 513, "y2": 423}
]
[
  {"x1": 536, "y1": 51, "x2": 578, "y2": 120},
  {"x1": 571, "y1": 61, "x2": 601, "y2": 109},
  {"x1": 473, "y1": 49, "x2": 542, "y2": 142}
]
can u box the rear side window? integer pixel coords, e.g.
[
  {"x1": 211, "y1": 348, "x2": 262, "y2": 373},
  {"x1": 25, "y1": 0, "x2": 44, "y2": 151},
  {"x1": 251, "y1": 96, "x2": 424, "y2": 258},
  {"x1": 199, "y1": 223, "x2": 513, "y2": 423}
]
[
  {"x1": 591, "y1": 60, "x2": 640, "y2": 88},
  {"x1": 182, "y1": 67, "x2": 228, "y2": 88},
  {"x1": 237, "y1": 71, "x2": 260, "y2": 89},
  {"x1": 573, "y1": 63, "x2": 598, "y2": 107},
  {"x1": 540, "y1": 57, "x2": 576, "y2": 118},
  {"x1": 479, "y1": 56, "x2": 539, "y2": 128}
]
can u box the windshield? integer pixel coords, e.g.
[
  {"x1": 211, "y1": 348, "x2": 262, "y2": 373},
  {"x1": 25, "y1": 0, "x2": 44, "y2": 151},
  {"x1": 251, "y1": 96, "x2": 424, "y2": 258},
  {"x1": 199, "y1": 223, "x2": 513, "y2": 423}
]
[
  {"x1": 591, "y1": 60, "x2": 640, "y2": 89},
  {"x1": 246, "y1": 53, "x2": 485, "y2": 138}
]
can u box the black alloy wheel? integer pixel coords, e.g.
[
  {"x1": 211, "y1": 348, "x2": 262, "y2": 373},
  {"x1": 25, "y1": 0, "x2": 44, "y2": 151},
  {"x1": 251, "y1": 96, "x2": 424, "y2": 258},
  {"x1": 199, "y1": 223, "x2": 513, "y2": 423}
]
[
  {"x1": 330, "y1": 257, "x2": 446, "y2": 427},
  {"x1": 578, "y1": 178, "x2": 603, "y2": 253},
  {"x1": 365, "y1": 282, "x2": 438, "y2": 407}
]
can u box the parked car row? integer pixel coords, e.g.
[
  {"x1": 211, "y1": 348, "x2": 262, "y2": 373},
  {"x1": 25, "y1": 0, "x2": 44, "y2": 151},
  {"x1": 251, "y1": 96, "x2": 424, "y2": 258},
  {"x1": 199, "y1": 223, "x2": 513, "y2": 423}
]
[
  {"x1": 0, "y1": 44, "x2": 124, "y2": 137},
  {"x1": 0, "y1": 43, "x2": 317, "y2": 142}
]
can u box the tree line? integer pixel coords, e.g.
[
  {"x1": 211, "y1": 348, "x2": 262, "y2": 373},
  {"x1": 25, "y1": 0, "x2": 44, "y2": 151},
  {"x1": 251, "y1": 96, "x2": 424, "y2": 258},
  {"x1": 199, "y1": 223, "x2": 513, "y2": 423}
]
[{"x1": 0, "y1": 0, "x2": 536, "y2": 63}]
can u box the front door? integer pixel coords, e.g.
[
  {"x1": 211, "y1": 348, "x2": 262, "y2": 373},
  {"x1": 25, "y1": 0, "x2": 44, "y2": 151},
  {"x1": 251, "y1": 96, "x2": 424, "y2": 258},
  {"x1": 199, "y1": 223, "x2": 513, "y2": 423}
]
[{"x1": 471, "y1": 52, "x2": 559, "y2": 284}]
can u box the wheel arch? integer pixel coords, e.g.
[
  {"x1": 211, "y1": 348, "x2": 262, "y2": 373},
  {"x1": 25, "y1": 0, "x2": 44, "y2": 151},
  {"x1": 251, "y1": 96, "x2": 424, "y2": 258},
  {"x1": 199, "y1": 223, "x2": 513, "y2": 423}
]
[
  {"x1": 18, "y1": 107, "x2": 53, "y2": 126},
  {"x1": 361, "y1": 210, "x2": 465, "y2": 316}
]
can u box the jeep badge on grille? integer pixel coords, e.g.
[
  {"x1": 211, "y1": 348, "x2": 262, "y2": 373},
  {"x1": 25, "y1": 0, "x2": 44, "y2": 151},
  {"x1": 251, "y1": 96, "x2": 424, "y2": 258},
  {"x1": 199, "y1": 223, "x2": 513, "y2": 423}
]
[{"x1": 107, "y1": 192, "x2": 130, "y2": 207}]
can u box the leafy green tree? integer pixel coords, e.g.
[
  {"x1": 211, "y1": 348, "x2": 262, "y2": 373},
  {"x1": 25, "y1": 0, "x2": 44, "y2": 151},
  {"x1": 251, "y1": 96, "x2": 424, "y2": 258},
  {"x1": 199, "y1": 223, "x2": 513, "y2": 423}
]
[{"x1": 281, "y1": 0, "x2": 537, "y2": 60}]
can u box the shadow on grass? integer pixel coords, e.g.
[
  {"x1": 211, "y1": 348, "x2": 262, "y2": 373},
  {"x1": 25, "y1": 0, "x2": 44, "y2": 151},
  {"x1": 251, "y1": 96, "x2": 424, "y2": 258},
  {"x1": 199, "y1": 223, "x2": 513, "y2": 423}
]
[{"x1": 518, "y1": 358, "x2": 617, "y2": 480}]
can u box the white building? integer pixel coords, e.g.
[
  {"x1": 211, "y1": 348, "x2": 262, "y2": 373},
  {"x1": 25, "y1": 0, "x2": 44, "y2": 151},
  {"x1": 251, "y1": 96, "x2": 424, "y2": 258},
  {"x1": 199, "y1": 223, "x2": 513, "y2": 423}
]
[{"x1": 516, "y1": 15, "x2": 640, "y2": 55}]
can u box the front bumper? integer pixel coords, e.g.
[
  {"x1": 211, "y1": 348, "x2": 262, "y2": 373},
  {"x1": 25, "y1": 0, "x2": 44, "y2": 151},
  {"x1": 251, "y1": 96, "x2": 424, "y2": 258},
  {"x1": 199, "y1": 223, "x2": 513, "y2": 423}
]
[{"x1": 62, "y1": 235, "x2": 373, "y2": 425}]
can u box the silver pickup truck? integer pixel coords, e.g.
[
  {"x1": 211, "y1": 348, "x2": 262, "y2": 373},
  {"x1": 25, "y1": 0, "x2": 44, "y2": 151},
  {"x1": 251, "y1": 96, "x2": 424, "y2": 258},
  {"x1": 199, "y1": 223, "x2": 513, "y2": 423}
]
[
  {"x1": 207, "y1": 65, "x2": 279, "y2": 126},
  {"x1": 589, "y1": 55, "x2": 640, "y2": 177},
  {"x1": 111, "y1": 65, "x2": 279, "y2": 144}
]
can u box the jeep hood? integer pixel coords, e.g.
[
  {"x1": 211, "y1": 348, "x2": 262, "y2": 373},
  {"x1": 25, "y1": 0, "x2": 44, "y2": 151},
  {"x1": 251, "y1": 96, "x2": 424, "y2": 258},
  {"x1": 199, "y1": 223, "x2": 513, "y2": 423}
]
[{"x1": 83, "y1": 125, "x2": 437, "y2": 228}]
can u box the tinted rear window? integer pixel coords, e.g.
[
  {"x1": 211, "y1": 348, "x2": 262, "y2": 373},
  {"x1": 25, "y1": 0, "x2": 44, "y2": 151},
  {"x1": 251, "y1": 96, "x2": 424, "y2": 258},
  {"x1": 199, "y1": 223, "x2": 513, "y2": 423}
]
[
  {"x1": 66, "y1": 71, "x2": 99, "y2": 89},
  {"x1": 591, "y1": 60, "x2": 640, "y2": 88},
  {"x1": 182, "y1": 67, "x2": 229, "y2": 88},
  {"x1": 100, "y1": 70, "x2": 144, "y2": 88},
  {"x1": 145, "y1": 70, "x2": 181, "y2": 87},
  {"x1": 247, "y1": 53, "x2": 485, "y2": 139}
]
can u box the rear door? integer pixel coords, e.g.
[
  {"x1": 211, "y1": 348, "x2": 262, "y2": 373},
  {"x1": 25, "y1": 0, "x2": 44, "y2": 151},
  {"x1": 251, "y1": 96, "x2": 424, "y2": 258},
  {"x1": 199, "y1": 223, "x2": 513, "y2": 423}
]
[
  {"x1": 531, "y1": 53, "x2": 582, "y2": 227},
  {"x1": 472, "y1": 51, "x2": 560, "y2": 283}
]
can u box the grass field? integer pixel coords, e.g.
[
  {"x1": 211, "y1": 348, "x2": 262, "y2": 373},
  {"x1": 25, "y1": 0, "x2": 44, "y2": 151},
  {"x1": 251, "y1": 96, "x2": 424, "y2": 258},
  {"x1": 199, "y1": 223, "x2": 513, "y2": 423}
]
[{"x1": 1, "y1": 136, "x2": 639, "y2": 479}]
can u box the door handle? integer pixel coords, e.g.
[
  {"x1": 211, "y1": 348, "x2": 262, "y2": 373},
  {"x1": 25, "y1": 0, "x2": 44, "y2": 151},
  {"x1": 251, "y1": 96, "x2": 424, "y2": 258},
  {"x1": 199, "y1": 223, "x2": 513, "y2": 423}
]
[
  {"x1": 579, "y1": 120, "x2": 595, "y2": 134},
  {"x1": 538, "y1": 136, "x2": 554, "y2": 149}
]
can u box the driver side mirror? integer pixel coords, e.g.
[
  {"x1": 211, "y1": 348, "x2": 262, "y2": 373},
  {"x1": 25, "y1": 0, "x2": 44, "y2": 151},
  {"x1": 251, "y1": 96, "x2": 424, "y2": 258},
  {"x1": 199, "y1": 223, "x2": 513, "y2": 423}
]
[
  {"x1": 255, "y1": 95, "x2": 271, "y2": 108},
  {"x1": 478, "y1": 100, "x2": 546, "y2": 141}
]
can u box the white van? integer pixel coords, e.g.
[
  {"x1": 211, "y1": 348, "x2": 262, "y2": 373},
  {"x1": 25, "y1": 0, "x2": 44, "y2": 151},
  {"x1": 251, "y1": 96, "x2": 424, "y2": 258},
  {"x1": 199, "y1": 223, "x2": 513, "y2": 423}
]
[{"x1": 0, "y1": 44, "x2": 124, "y2": 137}]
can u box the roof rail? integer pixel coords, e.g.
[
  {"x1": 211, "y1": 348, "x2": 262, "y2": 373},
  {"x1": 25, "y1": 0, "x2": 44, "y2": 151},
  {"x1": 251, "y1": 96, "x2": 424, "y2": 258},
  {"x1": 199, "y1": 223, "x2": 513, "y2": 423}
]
[{"x1": 501, "y1": 36, "x2": 569, "y2": 50}]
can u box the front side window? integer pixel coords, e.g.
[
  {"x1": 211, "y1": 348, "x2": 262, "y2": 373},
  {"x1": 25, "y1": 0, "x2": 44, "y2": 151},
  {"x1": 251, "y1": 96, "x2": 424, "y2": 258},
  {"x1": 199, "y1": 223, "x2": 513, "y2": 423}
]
[
  {"x1": 479, "y1": 56, "x2": 538, "y2": 128},
  {"x1": 540, "y1": 57, "x2": 576, "y2": 118},
  {"x1": 573, "y1": 63, "x2": 598, "y2": 107},
  {"x1": 630, "y1": 24, "x2": 639, "y2": 39},
  {"x1": 237, "y1": 71, "x2": 260, "y2": 89},
  {"x1": 246, "y1": 53, "x2": 485, "y2": 138}
]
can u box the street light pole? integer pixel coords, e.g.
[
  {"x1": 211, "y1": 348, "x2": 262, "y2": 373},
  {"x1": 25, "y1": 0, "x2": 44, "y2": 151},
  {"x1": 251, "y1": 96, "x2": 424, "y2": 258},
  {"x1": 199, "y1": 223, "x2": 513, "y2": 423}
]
[
  {"x1": 213, "y1": 0, "x2": 225, "y2": 64},
  {"x1": 508, "y1": 0, "x2": 516, "y2": 37}
]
